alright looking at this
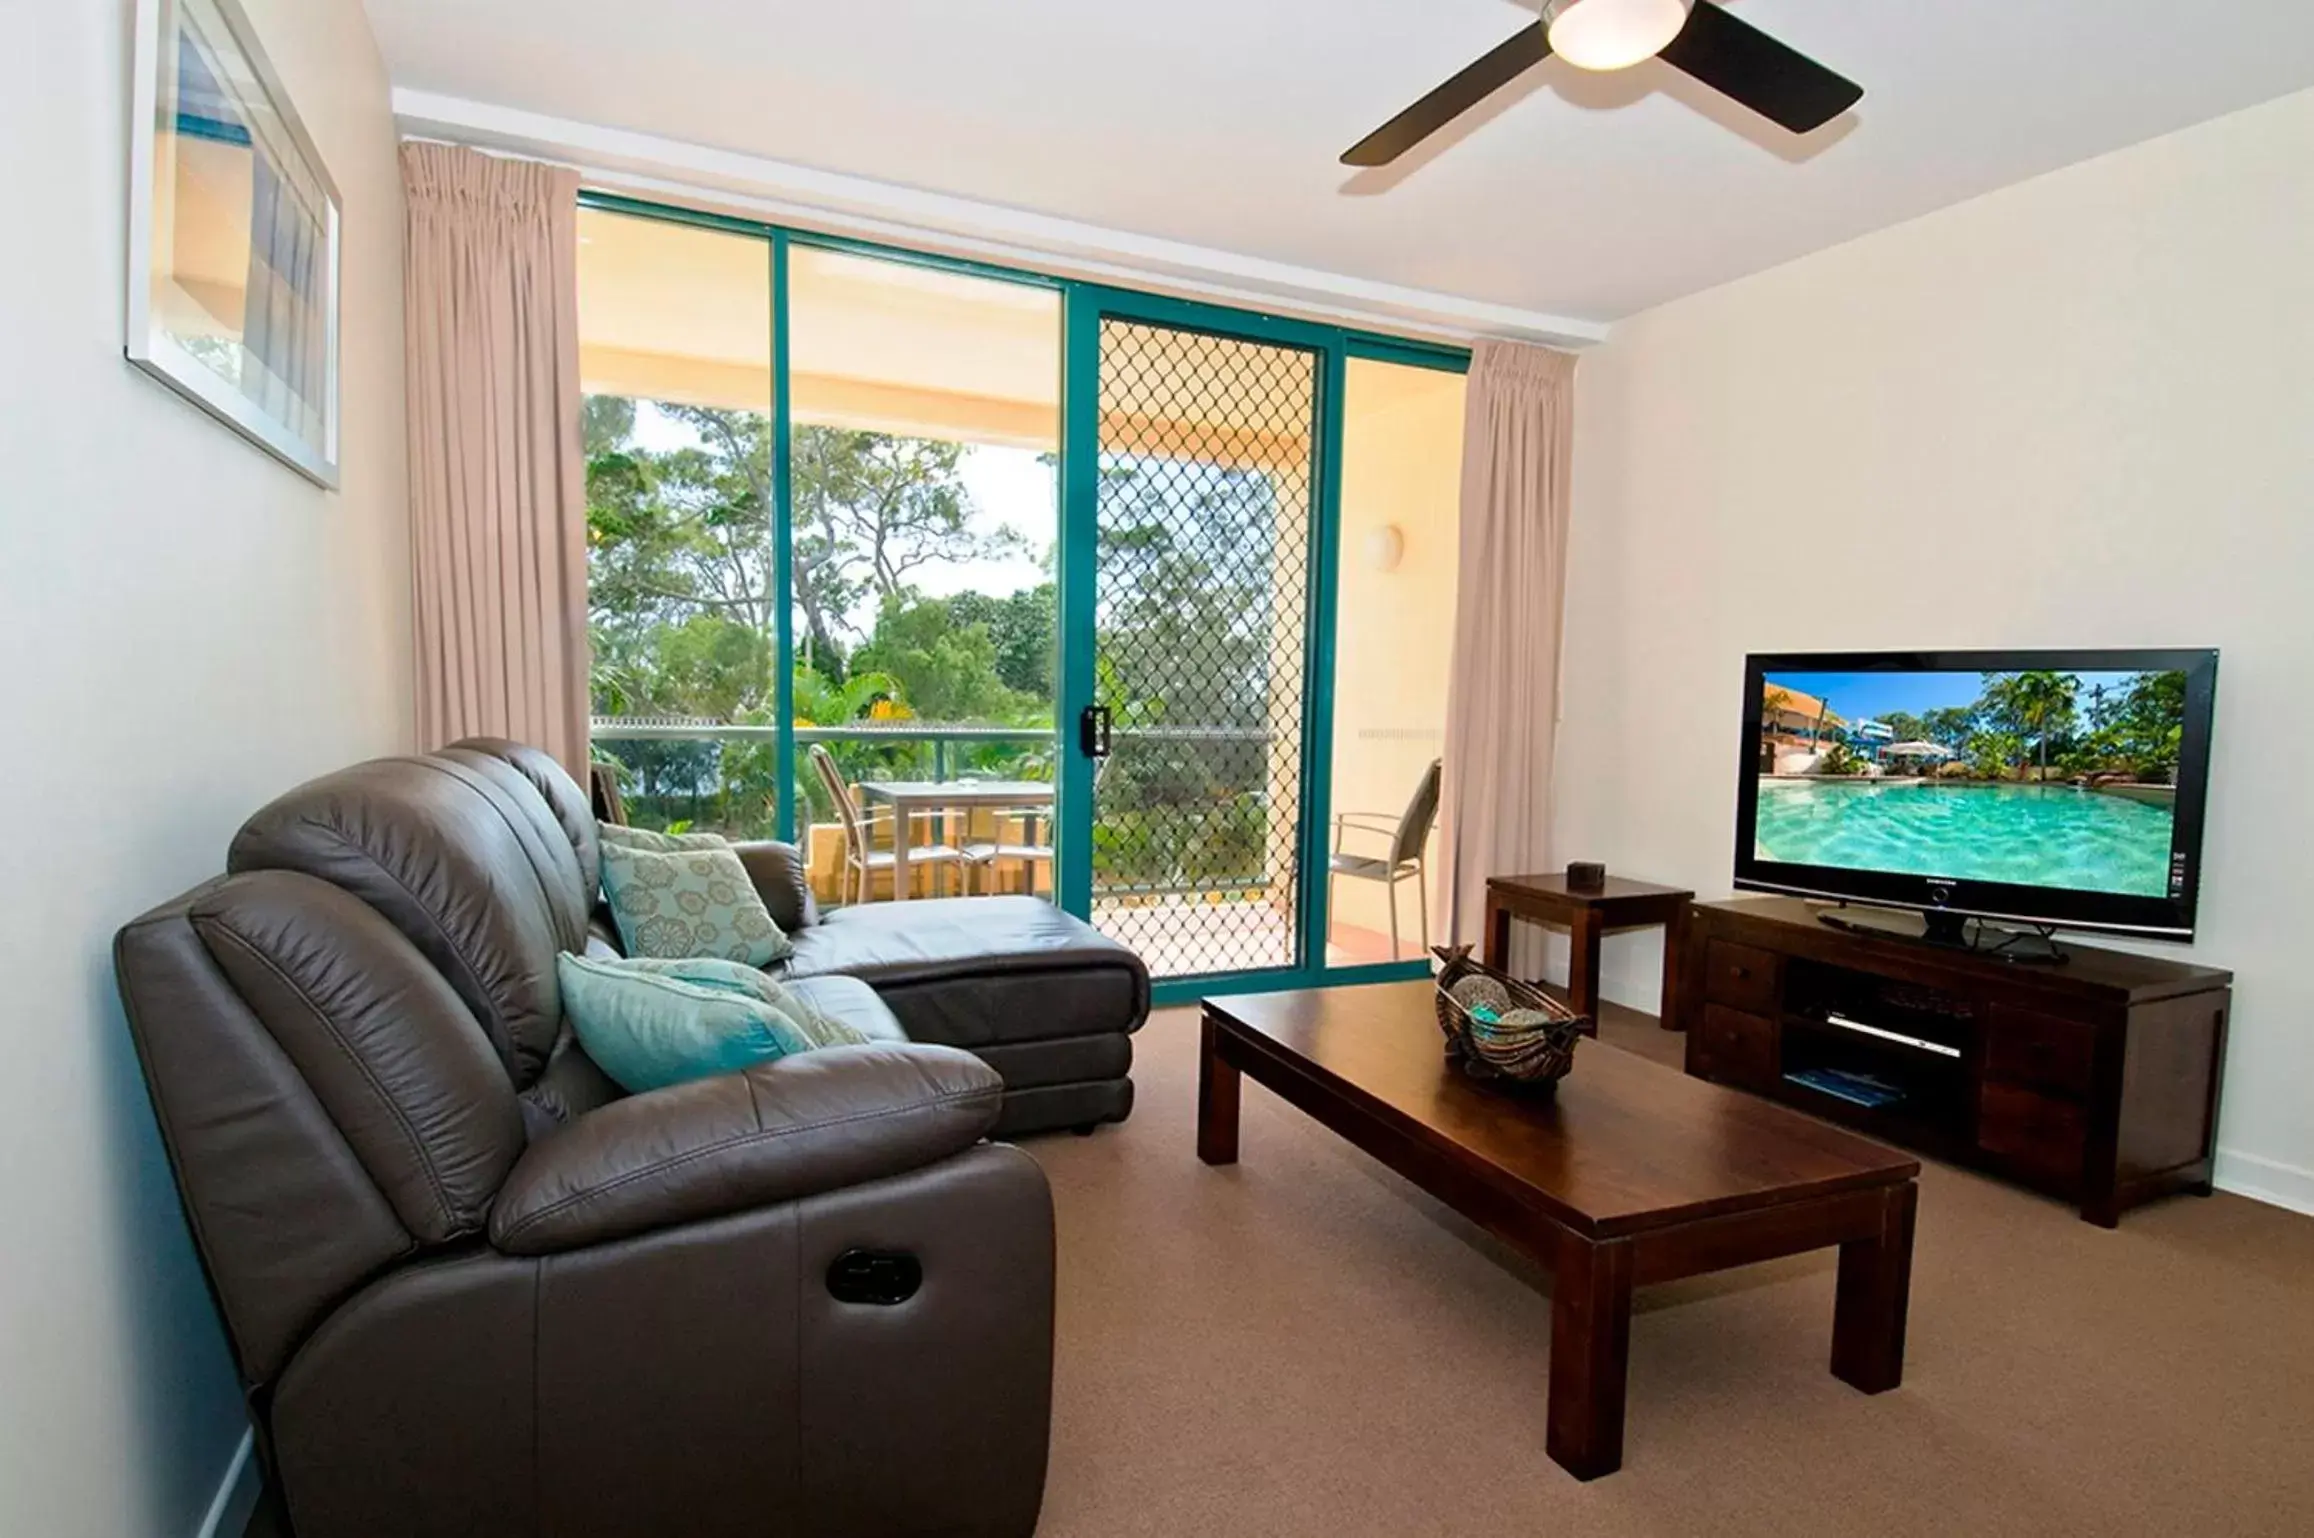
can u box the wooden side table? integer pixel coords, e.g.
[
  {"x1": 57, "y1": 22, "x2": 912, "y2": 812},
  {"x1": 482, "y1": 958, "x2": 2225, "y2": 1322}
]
[{"x1": 1483, "y1": 873, "x2": 1695, "y2": 1032}]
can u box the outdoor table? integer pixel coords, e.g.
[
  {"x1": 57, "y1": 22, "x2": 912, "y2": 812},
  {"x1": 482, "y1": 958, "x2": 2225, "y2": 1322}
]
[{"x1": 853, "y1": 779, "x2": 1055, "y2": 900}]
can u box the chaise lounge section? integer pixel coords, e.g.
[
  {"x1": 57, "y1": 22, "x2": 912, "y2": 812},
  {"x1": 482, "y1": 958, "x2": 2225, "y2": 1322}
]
[{"x1": 615, "y1": 753, "x2": 1150, "y2": 1137}]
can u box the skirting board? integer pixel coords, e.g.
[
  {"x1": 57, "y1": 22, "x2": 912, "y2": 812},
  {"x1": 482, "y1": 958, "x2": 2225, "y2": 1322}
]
[
  {"x1": 196, "y1": 1429, "x2": 259, "y2": 1538},
  {"x1": 2214, "y1": 1148, "x2": 2314, "y2": 1218}
]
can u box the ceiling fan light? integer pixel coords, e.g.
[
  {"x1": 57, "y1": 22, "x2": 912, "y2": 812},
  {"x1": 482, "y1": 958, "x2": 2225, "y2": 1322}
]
[{"x1": 1542, "y1": 0, "x2": 1693, "y2": 72}]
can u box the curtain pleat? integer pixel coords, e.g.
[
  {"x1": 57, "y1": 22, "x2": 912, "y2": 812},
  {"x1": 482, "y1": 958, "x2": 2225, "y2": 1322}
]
[
  {"x1": 400, "y1": 142, "x2": 589, "y2": 776},
  {"x1": 1437, "y1": 341, "x2": 1578, "y2": 971}
]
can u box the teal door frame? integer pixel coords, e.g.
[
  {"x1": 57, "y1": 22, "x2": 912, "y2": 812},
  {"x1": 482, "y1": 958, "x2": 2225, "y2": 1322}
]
[{"x1": 576, "y1": 190, "x2": 1467, "y2": 1004}]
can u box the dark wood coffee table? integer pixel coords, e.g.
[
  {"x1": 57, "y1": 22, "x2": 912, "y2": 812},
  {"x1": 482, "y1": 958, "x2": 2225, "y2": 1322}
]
[{"x1": 1197, "y1": 981, "x2": 1920, "y2": 1480}]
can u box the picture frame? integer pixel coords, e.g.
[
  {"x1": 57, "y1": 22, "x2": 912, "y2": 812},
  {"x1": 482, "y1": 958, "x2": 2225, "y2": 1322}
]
[{"x1": 127, "y1": 0, "x2": 342, "y2": 488}]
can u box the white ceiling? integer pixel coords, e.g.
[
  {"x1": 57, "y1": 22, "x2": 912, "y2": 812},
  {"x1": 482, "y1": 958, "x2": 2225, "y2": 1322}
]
[{"x1": 363, "y1": 0, "x2": 2314, "y2": 325}]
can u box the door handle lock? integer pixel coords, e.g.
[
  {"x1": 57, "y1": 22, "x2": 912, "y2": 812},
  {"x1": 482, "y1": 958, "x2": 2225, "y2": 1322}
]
[{"x1": 1078, "y1": 704, "x2": 1112, "y2": 759}]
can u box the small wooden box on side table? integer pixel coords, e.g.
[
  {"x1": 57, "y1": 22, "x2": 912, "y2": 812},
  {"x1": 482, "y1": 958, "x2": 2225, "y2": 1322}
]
[{"x1": 1484, "y1": 873, "x2": 1694, "y2": 1030}]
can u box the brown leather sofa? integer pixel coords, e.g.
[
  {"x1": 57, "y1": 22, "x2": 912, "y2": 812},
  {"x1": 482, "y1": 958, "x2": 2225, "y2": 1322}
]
[{"x1": 112, "y1": 740, "x2": 1118, "y2": 1538}]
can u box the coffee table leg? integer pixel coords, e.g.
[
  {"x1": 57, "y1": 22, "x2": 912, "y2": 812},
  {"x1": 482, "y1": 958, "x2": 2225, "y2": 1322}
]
[
  {"x1": 1547, "y1": 1233, "x2": 1634, "y2": 1480},
  {"x1": 1197, "y1": 1013, "x2": 1241, "y2": 1166},
  {"x1": 1484, "y1": 890, "x2": 1512, "y2": 972},
  {"x1": 1831, "y1": 1182, "x2": 1917, "y2": 1393}
]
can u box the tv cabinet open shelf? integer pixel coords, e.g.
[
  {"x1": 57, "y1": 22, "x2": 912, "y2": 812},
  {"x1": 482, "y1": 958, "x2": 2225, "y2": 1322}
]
[{"x1": 1673, "y1": 897, "x2": 2232, "y2": 1226}]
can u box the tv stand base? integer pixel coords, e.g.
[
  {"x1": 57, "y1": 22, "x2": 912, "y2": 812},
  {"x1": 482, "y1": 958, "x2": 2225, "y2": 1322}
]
[
  {"x1": 1815, "y1": 903, "x2": 2065, "y2": 965},
  {"x1": 1677, "y1": 897, "x2": 2232, "y2": 1226}
]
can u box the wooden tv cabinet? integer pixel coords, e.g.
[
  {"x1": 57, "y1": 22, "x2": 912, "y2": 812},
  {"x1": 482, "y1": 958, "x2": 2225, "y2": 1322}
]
[{"x1": 1672, "y1": 897, "x2": 2232, "y2": 1226}]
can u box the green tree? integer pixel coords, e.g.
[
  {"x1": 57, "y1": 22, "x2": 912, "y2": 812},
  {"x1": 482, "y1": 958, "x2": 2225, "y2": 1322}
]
[
  {"x1": 1966, "y1": 730, "x2": 2026, "y2": 780},
  {"x1": 945, "y1": 585, "x2": 1056, "y2": 699},
  {"x1": 1086, "y1": 458, "x2": 1289, "y2": 886},
  {"x1": 2101, "y1": 671, "x2": 2187, "y2": 781},
  {"x1": 585, "y1": 404, "x2": 777, "y2": 719},
  {"x1": 585, "y1": 404, "x2": 1031, "y2": 717},
  {"x1": 790, "y1": 427, "x2": 1030, "y2": 674},
  {"x1": 584, "y1": 402, "x2": 1047, "y2": 836},
  {"x1": 1979, "y1": 671, "x2": 2079, "y2": 781},
  {"x1": 1919, "y1": 705, "x2": 1977, "y2": 751},
  {"x1": 851, "y1": 596, "x2": 1037, "y2": 724}
]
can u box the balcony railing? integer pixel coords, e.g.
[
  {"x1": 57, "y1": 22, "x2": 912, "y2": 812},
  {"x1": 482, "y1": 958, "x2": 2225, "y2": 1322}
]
[
  {"x1": 590, "y1": 717, "x2": 1052, "y2": 841},
  {"x1": 589, "y1": 716, "x2": 1286, "y2": 902},
  {"x1": 592, "y1": 717, "x2": 1052, "y2": 779}
]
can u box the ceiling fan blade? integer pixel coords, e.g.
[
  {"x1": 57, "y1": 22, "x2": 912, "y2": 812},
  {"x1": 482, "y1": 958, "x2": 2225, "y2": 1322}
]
[
  {"x1": 1656, "y1": 1, "x2": 1862, "y2": 134},
  {"x1": 1341, "y1": 26, "x2": 1553, "y2": 167}
]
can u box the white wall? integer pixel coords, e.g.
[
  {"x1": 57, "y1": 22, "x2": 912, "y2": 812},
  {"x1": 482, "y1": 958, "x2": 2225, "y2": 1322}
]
[
  {"x1": 1328, "y1": 358, "x2": 1464, "y2": 950},
  {"x1": 0, "y1": 1, "x2": 410, "y2": 1533},
  {"x1": 1558, "y1": 87, "x2": 2314, "y2": 1214}
]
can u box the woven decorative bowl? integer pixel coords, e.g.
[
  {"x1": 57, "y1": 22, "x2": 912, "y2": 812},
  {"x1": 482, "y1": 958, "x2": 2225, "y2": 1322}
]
[{"x1": 1431, "y1": 945, "x2": 1586, "y2": 1091}]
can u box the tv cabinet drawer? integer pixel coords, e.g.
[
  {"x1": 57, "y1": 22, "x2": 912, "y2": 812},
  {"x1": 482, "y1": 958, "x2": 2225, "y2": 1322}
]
[
  {"x1": 1978, "y1": 1082, "x2": 2087, "y2": 1190},
  {"x1": 1984, "y1": 1007, "x2": 2096, "y2": 1100},
  {"x1": 1697, "y1": 1004, "x2": 1778, "y2": 1091},
  {"x1": 1703, "y1": 940, "x2": 1779, "y2": 1014}
]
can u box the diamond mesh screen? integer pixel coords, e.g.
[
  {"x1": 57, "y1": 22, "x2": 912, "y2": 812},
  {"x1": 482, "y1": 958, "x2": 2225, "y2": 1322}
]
[{"x1": 1090, "y1": 320, "x2": 1318, "y2": 979}]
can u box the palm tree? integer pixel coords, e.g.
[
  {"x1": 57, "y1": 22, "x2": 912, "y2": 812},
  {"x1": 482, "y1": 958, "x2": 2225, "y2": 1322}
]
[
  {"x1": 1982, "y1": 671, "x2": 2079, "y2": 783},
  {"x1": 791, "y1": 665, "x2": 903, "y2": 729}
]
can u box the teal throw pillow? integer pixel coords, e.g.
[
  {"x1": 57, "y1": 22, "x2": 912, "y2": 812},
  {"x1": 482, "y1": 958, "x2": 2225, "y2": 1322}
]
[
  {"x1": 599, "y1": 839, "x2": 793, "y2": 967},
  {"x1": 593, "y1": 956, "x2": 865, "y2": 1047},
  {"x1": 558, "y1": 953, "x2": 869, "y2": 1094}
]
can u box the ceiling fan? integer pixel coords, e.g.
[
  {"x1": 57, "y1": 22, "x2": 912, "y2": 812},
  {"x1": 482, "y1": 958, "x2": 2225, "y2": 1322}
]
[{"x1": 1342, "y1": 0, "x2": 1862, "y2": 167}]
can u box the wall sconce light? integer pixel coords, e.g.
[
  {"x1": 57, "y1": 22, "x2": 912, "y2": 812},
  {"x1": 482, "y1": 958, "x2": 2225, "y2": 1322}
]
[{"x1": 1363, "y1": 524, "x2": 1405, "y2": 572}]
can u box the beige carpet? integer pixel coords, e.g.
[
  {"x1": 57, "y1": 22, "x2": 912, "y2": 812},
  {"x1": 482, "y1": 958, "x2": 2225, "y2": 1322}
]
[{"x1": 1022, "y1": 1004, "x2": 2314, "y2": 1538}]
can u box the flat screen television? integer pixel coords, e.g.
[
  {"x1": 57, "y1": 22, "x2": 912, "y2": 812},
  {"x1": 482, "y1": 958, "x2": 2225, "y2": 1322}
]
[{"x1": 1734, "y1": 649, "x2": 2219, "y2": 941}]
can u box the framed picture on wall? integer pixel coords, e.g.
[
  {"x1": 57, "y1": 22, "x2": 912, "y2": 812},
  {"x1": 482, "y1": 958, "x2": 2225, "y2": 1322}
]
[{"x1": 127, "y1": 0, "x2": 342, "y2": 487}]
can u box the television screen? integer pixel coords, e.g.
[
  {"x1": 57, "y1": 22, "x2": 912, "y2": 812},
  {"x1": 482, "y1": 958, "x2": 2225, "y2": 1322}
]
[{"x1": 1734, "y1": 650, "x2": 2218, "y2": 938}]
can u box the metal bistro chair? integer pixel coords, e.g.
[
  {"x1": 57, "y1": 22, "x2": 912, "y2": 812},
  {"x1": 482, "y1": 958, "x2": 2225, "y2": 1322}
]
[
  {"x1": 964, "y1": 810, "x2": 1054, "y2": 898},
  {"x1": 962, "y1": 751, "x2": 1111, "y2": 898},
  {"x1": 809, "y1": 744, "x2": 968, "y2": 904},
  {"x1": 1327, "y1": 758, "x2": 1442, "y2": 961}
]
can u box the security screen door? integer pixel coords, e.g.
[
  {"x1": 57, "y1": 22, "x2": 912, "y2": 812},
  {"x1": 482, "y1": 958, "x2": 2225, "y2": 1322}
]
[{"x1": 1072, "y1": 312, "x2": 1324, "y2": 981}]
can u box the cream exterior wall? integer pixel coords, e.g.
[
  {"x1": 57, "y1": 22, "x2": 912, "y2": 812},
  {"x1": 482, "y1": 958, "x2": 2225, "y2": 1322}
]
[{"x1": 1326, "y1": 359, "x2": 1464, "y2": 950}]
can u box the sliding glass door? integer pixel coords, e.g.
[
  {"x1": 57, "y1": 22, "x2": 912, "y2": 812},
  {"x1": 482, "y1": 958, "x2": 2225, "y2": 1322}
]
[
  {"x1": 576, "y1": 193, "x2": 1468, "y2": 997},
  {"x1": 1060, "y1": 304, "x2": 1327, "y2": 981}
]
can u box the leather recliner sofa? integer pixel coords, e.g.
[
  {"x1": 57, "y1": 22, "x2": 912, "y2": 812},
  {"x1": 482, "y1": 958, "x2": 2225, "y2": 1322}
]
[{"x1": 112, "y1": 739, "x2": 1140, "y2": 1537}]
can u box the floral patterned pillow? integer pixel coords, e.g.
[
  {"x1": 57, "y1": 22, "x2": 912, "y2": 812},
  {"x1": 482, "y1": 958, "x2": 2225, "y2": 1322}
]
[{"x1": 598, "y1": 840, "x2": 793, "y2": 968}]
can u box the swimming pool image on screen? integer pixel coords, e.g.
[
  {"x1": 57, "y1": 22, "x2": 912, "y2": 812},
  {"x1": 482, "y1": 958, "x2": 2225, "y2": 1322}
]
[{"x1": 1753, "y1": 668, "x2": 2185, "y2": 898}]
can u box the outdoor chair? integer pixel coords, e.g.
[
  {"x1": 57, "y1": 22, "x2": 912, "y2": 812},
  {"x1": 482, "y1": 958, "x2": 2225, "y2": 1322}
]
[
  {"x1": 958, "y1": 754, "x2": 1111, "y2": 898},
  {"x1": 1326, "y1": 757, "x2": 1441, "y2": 961},
  {"x1": 966, "y1": 810, "x2": 1054, "y2": 897}
]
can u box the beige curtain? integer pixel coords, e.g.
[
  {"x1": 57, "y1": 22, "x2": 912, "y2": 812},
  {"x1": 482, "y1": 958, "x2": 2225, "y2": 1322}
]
[
  {"x1": 1436, "y1": 341, "x2": 1578, "y2": 970},
  {"x1": 401, "y1": 143, "x2": 590, "y2": 775}
]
